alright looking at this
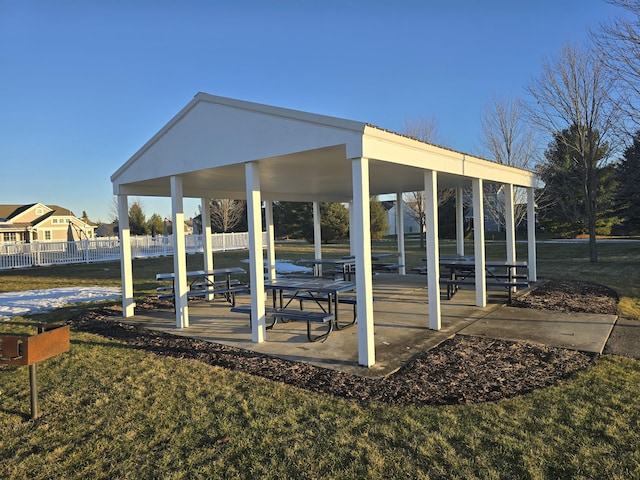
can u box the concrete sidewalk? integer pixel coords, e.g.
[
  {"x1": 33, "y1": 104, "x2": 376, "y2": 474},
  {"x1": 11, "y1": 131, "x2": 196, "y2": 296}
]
[
  {"x1": 459, "y1": 305, "x2": 616, "y2": 354},
  {"x1": 121, "y1": 274, "x2": 618, "y2": 378}
]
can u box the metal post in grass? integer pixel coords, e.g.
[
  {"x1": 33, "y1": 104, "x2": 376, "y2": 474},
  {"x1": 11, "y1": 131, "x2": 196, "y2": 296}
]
[{"x1": 29, "y1": 363, "x2": 38, "y2": 419}]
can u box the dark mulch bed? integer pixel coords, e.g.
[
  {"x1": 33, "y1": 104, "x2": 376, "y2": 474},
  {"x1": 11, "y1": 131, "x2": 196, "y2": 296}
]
[
  {"x1": 511, "y1": 279, "x2": 619, "y2": 315},
  {"x1": 66, "y1": 279, "x2": 615, "y2": 407}
]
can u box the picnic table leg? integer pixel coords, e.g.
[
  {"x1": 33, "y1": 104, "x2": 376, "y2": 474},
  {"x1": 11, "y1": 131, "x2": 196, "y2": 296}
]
[
  {"x1": 306, "y1": 317, "x2": 333, "y2": 342},
  {"x1": 266, "y1": 290, "x2": 279, "y2": 329},
  {"x1": 333, "y1": 292, "x2": 356, "y2": 330}
]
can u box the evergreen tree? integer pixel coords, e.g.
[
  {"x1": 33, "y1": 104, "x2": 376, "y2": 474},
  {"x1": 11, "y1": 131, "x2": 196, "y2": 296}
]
[
  {"x1": 274, "y1": 199, "x2": 386, "y2": 242},
  {"x1": 272, "y1": 201, "x2": 350, "y2": 243},
  {"x1": 273, "y1": 201, "x2": 311, "y2": 239},
  {"x1": 538, "y1": 125, "x2": 616, "y2": 236},
  {"x1": 320, "y1": 203, "x2": 349, "y2": 242},
  {"x1": 128, "y1": 201, "x2": 148, "y2": 235},
  {"x1": 147, "y1": 213, "x2": 164, "y2": 237},
  {"x1": 369, "y1": 197, "x2": 388, "y2": 240},
  {"x1": 615, "y1": 131, "x2": 640, "y2": 234}
]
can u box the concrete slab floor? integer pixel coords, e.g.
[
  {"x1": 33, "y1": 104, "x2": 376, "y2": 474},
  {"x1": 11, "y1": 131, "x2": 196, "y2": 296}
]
[{"x1": 119, "y1": 274, "x2": 616, "y2": 379}]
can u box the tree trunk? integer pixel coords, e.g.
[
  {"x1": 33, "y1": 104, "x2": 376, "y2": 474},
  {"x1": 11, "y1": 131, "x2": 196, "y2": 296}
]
[{"x1": 587, "y1": 166, "x2": 598, "y2": 263}]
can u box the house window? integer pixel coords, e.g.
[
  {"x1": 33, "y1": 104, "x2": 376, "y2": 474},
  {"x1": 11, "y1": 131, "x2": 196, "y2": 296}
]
[
  {"x1": 36, "y1": 208, "x2": 43, "y2": 215},
  {"x1": 44, "y1": 231, "x2": 52, "y2": 240},
  {"x1": 52, "y1": 218, "x2": 58, "y2": 224},
  {"x1": 3, "y1": 232, "x2": 17, "y2": 242}
]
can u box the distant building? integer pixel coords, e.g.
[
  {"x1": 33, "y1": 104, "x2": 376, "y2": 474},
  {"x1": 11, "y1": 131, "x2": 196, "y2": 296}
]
[
  {"x1": 382, "y1": 200, "x2": 421, "y2": 235},
  {"x1": 95, "y1": 222, "x2": 119, "y2": 238},
  {"x1": 0, "y1": 203, "x2": 96, "y2": 244}
]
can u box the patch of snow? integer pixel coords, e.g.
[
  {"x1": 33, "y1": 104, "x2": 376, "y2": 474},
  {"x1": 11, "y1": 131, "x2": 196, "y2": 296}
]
[
  {"x1": 0, "y1": 286, "x2": 121, "y2": 320},
  {"x1": 241, "y1": 259, "x2": 311, "y2": 274}
]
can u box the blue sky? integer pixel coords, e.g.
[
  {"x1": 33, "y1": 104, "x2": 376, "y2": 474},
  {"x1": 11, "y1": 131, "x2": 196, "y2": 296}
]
[{"x1": 0, "y1": 0, "x2": 625, "y2": 223}]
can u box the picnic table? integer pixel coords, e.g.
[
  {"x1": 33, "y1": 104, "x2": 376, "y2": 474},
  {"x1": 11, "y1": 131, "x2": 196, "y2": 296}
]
[
  {"x1": 156, "y1": 267, "x2": 248, "y2": 306},
  {"x1": 298, "y1": 258, "x2": 355, "y2": 280},
  {"x1": 300, "y1": 254, "x2": 403, "y2": 280},
  {"x1": 341, "y1": 253, "x2": 404, "y2": 274},
  {"x1": 262, "y1": 277, "x2": 357, "y2": 341},
  {"x1": 439, "y1": 259, "x2": 529, "y2": 302}
]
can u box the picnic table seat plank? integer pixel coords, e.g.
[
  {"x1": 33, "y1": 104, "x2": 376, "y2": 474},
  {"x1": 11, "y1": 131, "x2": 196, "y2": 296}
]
[
  {"x1": 230, "y1": 305, "x2": 334, "y2": 342},
  {"x1": 281, "y1": 292, "x2": 375, "y2": 330},
  {"x1": 372, "y1": 263, "x2": 404, "y2": 272}
]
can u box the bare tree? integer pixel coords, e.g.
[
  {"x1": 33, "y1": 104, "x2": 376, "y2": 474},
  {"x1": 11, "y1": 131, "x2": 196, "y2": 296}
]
[
  {"x1": 525, "y1": 43, "x2": 618, "y2": 262},
  {"x1": 404, "y1": 116, "x2": 443, "y2": 145},
  {"x1": 403, "y1": 117, "x2": 454, "y2": 247},
  {"x1": 108, "y1": 197, "x2": 119, "y2": 224},
  {"x1": 593, "y1": 0, "x2": 640, "y2": 134},
  {"x1": 210, "y1": 199, "x2": 246, "y2": 233},
  {"x1": 479, "y1": 95, "x2": 539, "y2": 229}
]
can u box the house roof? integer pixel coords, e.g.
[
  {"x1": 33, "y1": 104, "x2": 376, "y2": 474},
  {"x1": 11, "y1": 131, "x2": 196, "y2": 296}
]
[
  {"x1": 0, "y1": 204, "x2": 95, "y2": 229},
  {"x1": 112, "y1": 92, "x2": 538, "y2": 203},
  {"x1": 0, "y1": 204, "x2": 34, "y2": 221},
  {"x1": 46, "y1": 205, "x2": 76, "y2": 217}
]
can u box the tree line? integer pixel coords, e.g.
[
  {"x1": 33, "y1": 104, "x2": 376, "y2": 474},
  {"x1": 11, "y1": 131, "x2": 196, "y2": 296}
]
[{"x1": 116, "y1": 197, "x2": 390, "y2": 243}]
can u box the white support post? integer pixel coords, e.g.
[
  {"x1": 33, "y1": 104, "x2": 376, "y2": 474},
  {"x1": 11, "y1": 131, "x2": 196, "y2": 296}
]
[
  {"x1": 505, "y1": 184, "x2": 516, "y2": 263},
  {"x1": 117, "y1": 195, "x2": 135, "y2": 317},
  {"x1": 472, "y1": 178, "x2": 487, "y2": 307},
  {"x1": 352, "y1": 158, "x2": 375, "y2": 367},
  {"x1": 504, "y1": 184, "x2": 517, "y2": 295},
  {"x1": 395, "y1": 192, "x2": 406, "y2": 275},
  {"x1": 456, "y1": 187, "x2": 465, "y2": 257},
  {"x1": 424, "y1": 171, "x2": 441, "y2": 330},
  {"x1": 171, "y1": 176, "x2": 189, "y2": 328},
  {"x1": 313, "y1": 201, "x2": 322, "y2": 275},
  {"x1": 265, "y1": 201, "x2": 276, "y2": 281},
  {"x1": 527, "y1": 187, "x2": 537, "y2": 282},
  {"x1": 348, "y1": 201, "x2": 355, "y2": 255},
  {"x1": 201, "y1": 198, "x2": 215, "y2": 301},
  {"x1": 246, "y1": 162, "x2": 266, "y2": 343}
]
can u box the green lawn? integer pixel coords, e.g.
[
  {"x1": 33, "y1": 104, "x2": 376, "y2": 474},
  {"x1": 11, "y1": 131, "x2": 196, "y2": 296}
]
[{"x1": 1, "y1": 239, "x2": 639, "y2": 479}]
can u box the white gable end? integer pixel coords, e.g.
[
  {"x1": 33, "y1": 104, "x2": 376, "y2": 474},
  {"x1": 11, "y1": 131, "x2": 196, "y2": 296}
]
[{"x1": 112, "y1": 93, "x2": 366, "y2": 188}]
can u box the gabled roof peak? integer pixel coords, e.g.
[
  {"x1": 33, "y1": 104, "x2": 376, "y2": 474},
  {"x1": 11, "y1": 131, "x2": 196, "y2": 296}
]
[{"x1": 193, "y1": 92, "x2": 366, "y2": 132}]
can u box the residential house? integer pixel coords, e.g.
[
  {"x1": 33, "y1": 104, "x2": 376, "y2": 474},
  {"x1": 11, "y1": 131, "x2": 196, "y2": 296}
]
[
  {"x1": 382, "y1": 199, "x2": 421, "y2": 236},
  {"x1": 0, "y1": 203, "x2": 96, "y2": 244}
]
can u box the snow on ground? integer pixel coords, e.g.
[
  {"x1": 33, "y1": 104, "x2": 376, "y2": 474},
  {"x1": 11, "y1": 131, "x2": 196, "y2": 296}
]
[
  {"x1": 0, "y1": 286, "x2": 121, "y2": 320},
  {"x1": 242, "y1": 259, "x2": 312, "y2": 275},
  {"x1": 0, "y1": 260, "x2": 307, "y2": 320}
]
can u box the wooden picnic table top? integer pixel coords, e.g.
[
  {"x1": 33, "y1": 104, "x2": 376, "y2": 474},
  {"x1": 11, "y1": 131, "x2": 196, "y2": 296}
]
[
  {"x1": 298, "y1": 258, "x2": 354, "y2": 266},
  {"x1": 264, "y1": 277, "x2": 356, "y2": 294},
  {"x1": 421, "y1": 257, "x2": 527, "y2": 268},
  {"x1": 156, "y1": 267, "x2": 246, "y2": 281},
  {"x1": 439, "y1": 260, "x2": 528, "y2": 268}
]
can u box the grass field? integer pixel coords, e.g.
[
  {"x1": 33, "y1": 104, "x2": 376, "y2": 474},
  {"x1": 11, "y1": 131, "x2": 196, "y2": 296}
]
[{"x1": 1, "y1": 239, "x2": 639, "y2": 479}]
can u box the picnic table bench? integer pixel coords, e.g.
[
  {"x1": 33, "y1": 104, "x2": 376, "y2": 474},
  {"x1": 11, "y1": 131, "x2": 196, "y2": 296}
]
[
  {"x1": 372, "y1": 262, "x2": 404, "y2": 273},
  {"x1": 230, "y1": 305, "x2": 335, "y2": 342}
]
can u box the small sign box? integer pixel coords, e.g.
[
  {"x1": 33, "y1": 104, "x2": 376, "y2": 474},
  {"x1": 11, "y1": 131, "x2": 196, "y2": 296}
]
[
  {"x1": 0, "y1": 325, "x2": 70, "y2": 366},
  {"x1": 0, "y1": 324, "x2": 70, "y2": 420}
]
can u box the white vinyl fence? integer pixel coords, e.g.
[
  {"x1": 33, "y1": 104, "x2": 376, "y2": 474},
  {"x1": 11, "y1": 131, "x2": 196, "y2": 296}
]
[{"x1": 0, "y1": 232, "x2": 265, "y2": 270}]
